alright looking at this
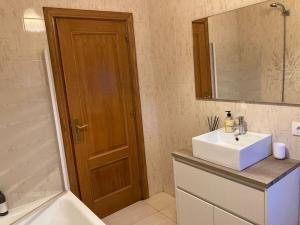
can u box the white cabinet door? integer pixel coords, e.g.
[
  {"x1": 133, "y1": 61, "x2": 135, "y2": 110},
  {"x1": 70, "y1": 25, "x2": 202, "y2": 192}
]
[
  {"x1": 266, "y1": 168, "x2": 300, "y2": 225},
  {"x1": 214, "y1": 207, "x2": 253, "y2": 225},
  {"x1": 176, "y1": 188, "x2": 214, "y2": 225},
  {"x1": 174, "y1": 161, "x2": 265, "y2": 224}
]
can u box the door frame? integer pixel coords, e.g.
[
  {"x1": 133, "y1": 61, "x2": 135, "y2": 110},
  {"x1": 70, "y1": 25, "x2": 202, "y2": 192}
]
[{"x1": 43, "y1": 7, "x2": 149, "y2": 199}]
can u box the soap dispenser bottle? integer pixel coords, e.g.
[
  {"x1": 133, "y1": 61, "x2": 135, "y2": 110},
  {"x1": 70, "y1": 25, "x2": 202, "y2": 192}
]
[
  {"x1": 224, "y1": 111, "x2": 235, "y2": 133},
  {"x1": 0, "y1": 191, "x2": 8, "y2": 216}
]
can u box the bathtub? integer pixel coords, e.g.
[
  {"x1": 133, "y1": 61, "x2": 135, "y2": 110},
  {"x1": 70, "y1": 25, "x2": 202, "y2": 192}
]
[{"x1": 14, "y1": 191, "x2": 106, "y2": 225}]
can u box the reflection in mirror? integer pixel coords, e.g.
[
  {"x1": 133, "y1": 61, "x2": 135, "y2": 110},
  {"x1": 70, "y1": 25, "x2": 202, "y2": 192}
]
[
  {"x1": 193, "y1": 18, "x2": 213, "y2": 99},
  {"x1": 193, "y1": 0, "x2": 300, "y2": 104}
]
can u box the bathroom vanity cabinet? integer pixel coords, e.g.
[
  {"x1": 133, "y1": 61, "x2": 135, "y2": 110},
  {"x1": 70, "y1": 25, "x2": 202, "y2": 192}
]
[{"x1": 173, "y1": 149, "x2": 300, "y2": 225}]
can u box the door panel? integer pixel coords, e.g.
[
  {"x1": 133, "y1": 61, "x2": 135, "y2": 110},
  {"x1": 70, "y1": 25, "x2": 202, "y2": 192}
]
[
  {"x1": 73, "y1": 32, "x2": 128, "y2": 155},
  {"x1": 56, "y1": 17, "x2": 142, "y2": 217}
]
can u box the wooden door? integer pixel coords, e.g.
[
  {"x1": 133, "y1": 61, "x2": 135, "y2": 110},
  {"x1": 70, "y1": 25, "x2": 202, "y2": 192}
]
[
  {"x1": 192, "y1": 18, "x2": 212, "y2": 99},
  {"x1": 44, "y1": 8, "x2": 148, "y2": 218}
]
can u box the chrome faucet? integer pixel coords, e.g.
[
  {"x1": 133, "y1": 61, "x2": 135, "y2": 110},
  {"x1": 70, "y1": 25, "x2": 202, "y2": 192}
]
[{"x1": 234, "y1": 116, "x2": 247, "y2": 136}]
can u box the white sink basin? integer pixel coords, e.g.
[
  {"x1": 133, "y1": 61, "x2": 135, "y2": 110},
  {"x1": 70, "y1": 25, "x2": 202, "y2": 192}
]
[{"x1": 192, "y1": 128, "x2": 272, "y2": 171}]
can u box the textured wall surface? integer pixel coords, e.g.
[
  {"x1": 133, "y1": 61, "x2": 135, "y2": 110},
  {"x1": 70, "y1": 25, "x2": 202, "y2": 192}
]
[
  {"x1": 146, "y1": 0, "x2": 300, "y2": 196},
  {"x1": 237, "y1": 1, "x2": 282, "y2": 102},
  {"x1": 2, "y1": 0, "x2": 300, "y2": 210},
  {"x1": 208, "y1": 0, "x2": 300, "y2": 103},
  {"x1": 284, "y1": 0, "x2": 300, "y2": 103},
  {"x1": 208, "y1": 1, "x2": 283, "y2": 102},
  {"x1": 208, "y1": 10, "x2": 242, "y2": 100},
  {"x1": 0, "y1": 0, "x2": 163, "y2": 208}
]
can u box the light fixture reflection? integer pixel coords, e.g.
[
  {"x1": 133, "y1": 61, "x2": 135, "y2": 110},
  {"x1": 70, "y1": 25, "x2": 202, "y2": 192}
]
[{"x1": 23, "y1": 8, "x2": 45, "y2": 33}]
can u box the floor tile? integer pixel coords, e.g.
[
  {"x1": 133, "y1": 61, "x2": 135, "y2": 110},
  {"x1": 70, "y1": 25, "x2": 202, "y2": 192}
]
[
  {"x1": 133, "y1": 212, "x2": 176, "y2": 225},
  {"x1": 102, "y1": 218, "x2": 110, "y2": 225},
  {"x1": 161, "y1": 204, "x2": 177, "y2": 222},
  {"x1": 145, "y1": 193, "x2": 176, "y2": 211},
  {"x1": 103, "y1": 201, "x2": 157, "y2": 225}
]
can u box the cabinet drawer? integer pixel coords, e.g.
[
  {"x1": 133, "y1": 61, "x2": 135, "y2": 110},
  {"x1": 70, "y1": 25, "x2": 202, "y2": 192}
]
[
  {"x1": 214, "y1": 207, "x2": 253, "y2": 225},
  {"x1": 176, "y1": 188, "x2": 214, "y2": 225},
  {"x1": 174, "y1": 161, "x2": 265, "y2": 224}
]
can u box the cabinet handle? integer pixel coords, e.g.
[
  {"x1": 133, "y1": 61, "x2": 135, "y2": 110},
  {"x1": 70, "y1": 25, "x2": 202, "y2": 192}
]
[{"x1": 76, "y1": 124, "x2": 88, "y2": 130}]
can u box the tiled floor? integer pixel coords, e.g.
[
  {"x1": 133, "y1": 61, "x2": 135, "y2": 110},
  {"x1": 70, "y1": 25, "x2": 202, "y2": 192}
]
[{"x1": 103, "y1": 193, "x2": 177, "y2": 225}]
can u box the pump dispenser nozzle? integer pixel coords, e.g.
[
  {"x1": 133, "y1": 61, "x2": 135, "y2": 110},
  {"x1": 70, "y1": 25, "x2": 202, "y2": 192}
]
[{"x1": 225, "y1": 111, "x2": 232, "y2": 118}]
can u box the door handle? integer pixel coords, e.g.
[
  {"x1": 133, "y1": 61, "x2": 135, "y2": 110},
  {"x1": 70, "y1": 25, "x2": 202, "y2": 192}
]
[
  {"x1": 76, "y1": 124, "x2": 88, "y2": 130},
  {"x1": 72, "y1": 119, "x2": 88, "y2": 144}
]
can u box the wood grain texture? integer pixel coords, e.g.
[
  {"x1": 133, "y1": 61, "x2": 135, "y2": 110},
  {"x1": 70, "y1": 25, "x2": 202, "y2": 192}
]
[
  {"x1": 44, "y1": 8, "x2": 81, "y2": 198},
  {"x1": 172, "y1": 148, "x2": 300, "y2": 191},
  {"x1": 43, "y1": 7, "x2": 149, "y2": 217},
  {"x1": 192, "y1": 18, "x2": 212, "y2": 99}
]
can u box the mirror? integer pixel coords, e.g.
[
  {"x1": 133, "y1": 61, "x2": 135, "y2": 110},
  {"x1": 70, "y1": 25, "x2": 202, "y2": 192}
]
[{"x1": 193, "y1": 0, "x2": 300, "y2": 104}]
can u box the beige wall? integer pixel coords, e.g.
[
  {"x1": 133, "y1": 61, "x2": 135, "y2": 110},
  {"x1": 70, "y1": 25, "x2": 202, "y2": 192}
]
[
  {"x1": 147, "y1": 0, "x2": 300, "y2": 196},
  {"x1": 205, "y1": 0, "x2": 300, "y2": 103},
  {"x1": 2, "y1": 0, "x2": 300, "y2": 210},
  {"x1": 208, "y1": 10, "x2": 242, "y2": 99},
  {"x1": 0, "y1": 0, "x2": 164, "y2": 208},
  {"x1": 284, "y1": 0, "x2": 300, "y2": 103},
  {"x1": 208, "y1": 0, "x2": 283, "y2": 102}
]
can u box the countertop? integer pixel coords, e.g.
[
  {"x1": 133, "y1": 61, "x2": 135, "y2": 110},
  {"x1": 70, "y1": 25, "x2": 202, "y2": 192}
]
[{"x1": 172, "y1": 148, "x2": 300, "y2": 191}]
